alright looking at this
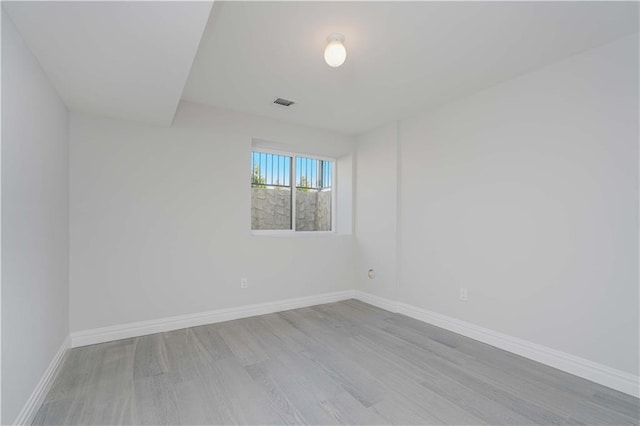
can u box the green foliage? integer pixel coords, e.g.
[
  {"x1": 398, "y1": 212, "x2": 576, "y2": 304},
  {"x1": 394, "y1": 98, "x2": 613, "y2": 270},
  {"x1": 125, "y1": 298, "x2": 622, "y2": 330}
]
[
  {"x1": 251, "y1": 166, "x2": 266, "y2": 188},
  {"x1": 252, "y1": 166, "x2": 320, "y2": 192},
  {"x1": 297, "y1": 176, "x2": 312, "y2": 192}
]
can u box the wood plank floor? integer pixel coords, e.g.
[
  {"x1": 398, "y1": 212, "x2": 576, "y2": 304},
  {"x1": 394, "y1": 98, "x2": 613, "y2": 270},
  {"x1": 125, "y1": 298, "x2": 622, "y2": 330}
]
[{"x1": 34, "y1": 300, "x2": 639, "y2": 425}]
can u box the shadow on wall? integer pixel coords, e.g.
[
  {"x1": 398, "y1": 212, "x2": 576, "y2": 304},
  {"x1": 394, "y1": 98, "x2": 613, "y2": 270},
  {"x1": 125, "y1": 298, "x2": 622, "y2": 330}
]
[{"x1": 252, "y1": 187, "x2": 331, "y2": 231}]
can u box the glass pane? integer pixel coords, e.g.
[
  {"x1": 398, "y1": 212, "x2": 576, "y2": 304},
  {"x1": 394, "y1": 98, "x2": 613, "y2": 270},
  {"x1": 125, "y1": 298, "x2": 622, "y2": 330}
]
[
  {"x1": 295, "y1": 156, "x2": 332, "y2": 231},
  {"x1": 251, "y1": 152, "x2": 292, "y2": 230}
]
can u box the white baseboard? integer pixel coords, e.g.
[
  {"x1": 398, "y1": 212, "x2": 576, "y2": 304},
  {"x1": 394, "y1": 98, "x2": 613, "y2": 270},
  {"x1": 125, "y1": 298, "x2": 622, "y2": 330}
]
[
  {"x1": 69, "y1": 288, "x2": 639, "y2": 398},
  {"x1": 353, "y1": 290, "x2": 399, "y2": 313},
  {"x1": 353, "y1": 290, "x2": 639, "y2": 398},
  {"x1": 71, "y1": 290, "x2": 356, "y2": 348},
  {"x1": 14, "y1": 335, "x2": 70, "y2": 425}
]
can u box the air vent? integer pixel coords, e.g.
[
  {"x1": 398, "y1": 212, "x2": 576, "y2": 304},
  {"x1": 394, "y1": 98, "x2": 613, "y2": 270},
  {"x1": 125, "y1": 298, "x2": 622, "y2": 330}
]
[{"x1": 273, "y1": 98, "x2": 295, "y2": 107}]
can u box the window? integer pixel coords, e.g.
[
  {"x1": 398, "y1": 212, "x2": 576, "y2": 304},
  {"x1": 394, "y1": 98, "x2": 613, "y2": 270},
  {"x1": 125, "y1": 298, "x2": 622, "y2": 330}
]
[{"x1": 251, "y1": 149, "x2": 335, "y2": 233}]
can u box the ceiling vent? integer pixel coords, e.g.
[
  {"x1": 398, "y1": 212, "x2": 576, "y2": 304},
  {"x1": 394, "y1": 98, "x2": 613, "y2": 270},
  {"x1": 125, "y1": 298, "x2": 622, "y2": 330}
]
[{"x1": 273, "y1": 97, "x2": 295, "y2": 107}]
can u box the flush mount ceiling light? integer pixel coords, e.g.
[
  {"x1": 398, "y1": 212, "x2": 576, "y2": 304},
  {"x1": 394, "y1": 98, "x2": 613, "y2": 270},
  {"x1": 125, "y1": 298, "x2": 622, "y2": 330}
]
[{"x1": 324, "y1": 33, "x2": 347, "y2": 67}]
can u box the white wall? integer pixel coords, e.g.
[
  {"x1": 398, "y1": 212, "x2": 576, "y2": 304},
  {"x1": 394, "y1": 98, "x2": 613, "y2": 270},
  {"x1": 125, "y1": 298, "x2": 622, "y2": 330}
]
[
  {"x1": 355, "y1": 122, "x2": 398, "y2": 300},
  {"x1": 390, "y1": 35, "x2": 638, "y2": 375},
  {"x1": 1, "y1": 10, "x2": 70, "y2": 424},
  {"x1": 70, "y1": 101, "x2": 355, "y2": 332}
]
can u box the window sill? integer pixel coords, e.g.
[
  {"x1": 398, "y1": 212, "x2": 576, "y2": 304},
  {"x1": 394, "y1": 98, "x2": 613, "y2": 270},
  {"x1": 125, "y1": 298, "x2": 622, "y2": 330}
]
[{"x1": 251, "y1": 230, "x2": 337, "y2": 238}]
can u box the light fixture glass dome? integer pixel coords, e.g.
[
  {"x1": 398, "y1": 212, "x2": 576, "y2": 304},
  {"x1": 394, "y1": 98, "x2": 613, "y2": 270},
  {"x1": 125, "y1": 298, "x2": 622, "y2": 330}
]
[{"x1": 324, "y1": 34, "x2": 346, "y2": 67}]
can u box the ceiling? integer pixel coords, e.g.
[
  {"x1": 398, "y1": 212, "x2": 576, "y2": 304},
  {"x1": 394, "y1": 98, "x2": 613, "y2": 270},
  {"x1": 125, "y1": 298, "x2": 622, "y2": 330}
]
[
  {"x1": 3, "y1": 2, "x2": 638, "y2": 134},
  {"x1": 3, "y1": 1, "x2": 213, "y2": 126},
  {"x1": 183, "y1": 1, "x2": 639, "y2": 134}
]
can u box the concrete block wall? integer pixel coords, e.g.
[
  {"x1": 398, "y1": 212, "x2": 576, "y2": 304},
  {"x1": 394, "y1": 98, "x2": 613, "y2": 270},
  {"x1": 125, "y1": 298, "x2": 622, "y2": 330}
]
[{"x1": 252, "y1": 187, "x2": 331, "y2": 231}]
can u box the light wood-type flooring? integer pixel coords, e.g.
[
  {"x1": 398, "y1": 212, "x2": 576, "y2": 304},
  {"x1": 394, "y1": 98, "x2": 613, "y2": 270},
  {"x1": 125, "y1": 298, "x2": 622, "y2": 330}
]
[{"x1": 34, "y1": 300, "x2": 639, "y2": 425}]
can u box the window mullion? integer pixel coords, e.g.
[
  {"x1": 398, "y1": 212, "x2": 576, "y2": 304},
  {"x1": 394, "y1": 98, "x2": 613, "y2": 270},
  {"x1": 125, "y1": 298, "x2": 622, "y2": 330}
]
[{"x1": 291, "y1": 156, "x2": 296, "y2": 231}]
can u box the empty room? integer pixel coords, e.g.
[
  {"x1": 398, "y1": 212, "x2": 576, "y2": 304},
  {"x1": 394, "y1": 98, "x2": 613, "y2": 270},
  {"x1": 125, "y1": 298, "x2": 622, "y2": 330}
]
[{"x1": 1, "y1": 1, "x2": 639, "y2": 425}]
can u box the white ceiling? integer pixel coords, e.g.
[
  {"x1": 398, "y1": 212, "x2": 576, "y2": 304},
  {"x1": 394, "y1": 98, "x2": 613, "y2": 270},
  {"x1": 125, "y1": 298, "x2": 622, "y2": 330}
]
[
  {"x1": 3, "y1": 1, "x2": 213, "y2": 126},
  {"x1": 183, "y1": 1, "x2": 639, "y2": 135},
  {"x1": 4, "y1": 2, "x2": 637, "y2": 133}
]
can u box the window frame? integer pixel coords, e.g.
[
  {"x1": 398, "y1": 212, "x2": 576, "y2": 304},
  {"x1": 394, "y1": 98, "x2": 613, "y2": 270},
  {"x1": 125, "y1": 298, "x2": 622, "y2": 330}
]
[{"x1": 250, "y1": 146, "x2": 337, "y2": 236}]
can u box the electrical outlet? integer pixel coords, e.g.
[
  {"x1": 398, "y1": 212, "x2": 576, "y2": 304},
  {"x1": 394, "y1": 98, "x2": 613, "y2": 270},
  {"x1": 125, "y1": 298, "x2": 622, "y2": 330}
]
[
  {"x1": 240, "y1": 278, "x2": 248, "y2": 289},
  {"x1": 459, "y1": 287, "x2": 468, "y2": 301}
]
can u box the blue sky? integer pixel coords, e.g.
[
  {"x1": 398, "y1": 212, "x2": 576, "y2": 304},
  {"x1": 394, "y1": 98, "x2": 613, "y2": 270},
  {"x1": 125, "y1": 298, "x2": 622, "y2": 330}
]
[{"x1": 251, "y1": 151, "x2": 332, "y2": 188}]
